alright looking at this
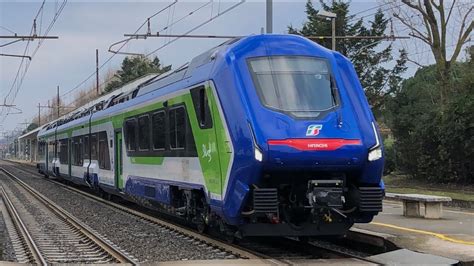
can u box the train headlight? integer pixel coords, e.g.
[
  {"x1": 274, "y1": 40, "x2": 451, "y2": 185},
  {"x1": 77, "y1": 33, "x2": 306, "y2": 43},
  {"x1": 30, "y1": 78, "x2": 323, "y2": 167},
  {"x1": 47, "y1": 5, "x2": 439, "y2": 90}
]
[
  {"x1": 254, "y1": 148, "x2": 263, "y2": 162},
  {"x1": 368, "y1": 147, "x2": 382, "y2": 161},
  {"x1": 368, "y1": 121, "x2": 382, "y2": 161}
]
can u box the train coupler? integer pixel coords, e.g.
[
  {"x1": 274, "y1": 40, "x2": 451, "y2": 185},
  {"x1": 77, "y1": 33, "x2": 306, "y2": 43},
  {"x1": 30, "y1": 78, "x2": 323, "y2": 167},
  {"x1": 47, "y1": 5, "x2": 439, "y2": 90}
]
[{"x1": 307, "y1": 179, "x2": 344, "y2": 209}]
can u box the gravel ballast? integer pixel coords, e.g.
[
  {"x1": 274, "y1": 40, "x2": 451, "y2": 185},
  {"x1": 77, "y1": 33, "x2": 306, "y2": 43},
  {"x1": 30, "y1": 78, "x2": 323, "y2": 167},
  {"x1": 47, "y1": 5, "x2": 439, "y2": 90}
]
[
  {"x1": 0, "y1": 200, "x2": 15, "y2": 262},
  {"x1": 1, "y1": 163, "x2": 235, "y2": 263}
]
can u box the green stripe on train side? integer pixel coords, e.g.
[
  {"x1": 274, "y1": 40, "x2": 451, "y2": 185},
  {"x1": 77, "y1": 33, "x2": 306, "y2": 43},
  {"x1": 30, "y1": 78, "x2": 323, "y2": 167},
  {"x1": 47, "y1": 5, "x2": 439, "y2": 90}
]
[
  {"x1": 167, "y1": 87, "x2": 229, "y2": 196},
  {"x1": 207, "y1": 87, "x2": 232, "y2": 196},
  {"x1": 43, "y1": 101, "x2": 166, "y2": 138},
  {"x1": 130, "y1": 156, "x2": 164, "y2": 165},
  {"x1": 108, "y1": 101, "x2": 165, "y2": 129},
  {"x1": 41, "y1": 85, "x2": 232, "y2": 197}
]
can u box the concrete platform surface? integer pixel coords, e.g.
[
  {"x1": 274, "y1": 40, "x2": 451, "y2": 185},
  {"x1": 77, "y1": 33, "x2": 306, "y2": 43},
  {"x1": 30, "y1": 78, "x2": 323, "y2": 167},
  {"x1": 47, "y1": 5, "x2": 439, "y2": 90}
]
[
  {"x1": 369, "y1": 249, "x2": 458, "y2": 265},
  {"x1": 153, "y1": 258, "x2": 375, "y2": 265},
  {"x1": 355, "y1": 200, "x2": 474, "y2": 263}
]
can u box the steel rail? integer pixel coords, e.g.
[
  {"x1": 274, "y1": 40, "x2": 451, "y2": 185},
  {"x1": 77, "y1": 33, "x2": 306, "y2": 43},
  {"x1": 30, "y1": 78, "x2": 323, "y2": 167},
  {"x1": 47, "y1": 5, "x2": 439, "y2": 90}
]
[
  {"x1": 308, "y1": 240, "x2": 381, "y2": 264},
  {"x1": 49, "y1": 176, "x2": 261, "y2": 260},
  {"x1": 0, "y1": 167, "x2": 137, "y2": 265},
  {"x1": 0, "y1": 185, "x2": 47, "y2": 265},
  {"x1": 3, "y1": 163, "x2": 262, "y2": 260}
]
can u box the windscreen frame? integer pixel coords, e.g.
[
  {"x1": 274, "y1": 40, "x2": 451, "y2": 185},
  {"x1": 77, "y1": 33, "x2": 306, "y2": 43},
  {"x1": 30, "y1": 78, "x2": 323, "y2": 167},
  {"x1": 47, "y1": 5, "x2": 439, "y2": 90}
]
[{"x1": 246, "y1": 55, "x2": 342, "y2": 119}]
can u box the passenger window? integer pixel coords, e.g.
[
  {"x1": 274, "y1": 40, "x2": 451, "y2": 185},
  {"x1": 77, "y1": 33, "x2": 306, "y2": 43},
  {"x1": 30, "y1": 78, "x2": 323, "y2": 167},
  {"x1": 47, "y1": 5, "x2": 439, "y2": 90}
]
[
  {"x1": 69, "y1": 140, "x2": 74, "y2": 164},
  {"x1": 199, "y1": 89, "x2": 206, "y2": 125},
  {"x1": 191, "y1": 86, "x2": 213, "y2": 129},
  {"x1": 98, "y1": 132, "x2": 110, "y2": 170},
  {"x1": 125, "y1": 119, "x2": 137, "y2": 151},
  {"x1": 48, "y1": 141, "x2": 55, "y2": 163},
  {"x1": 138, "y1": 115, "x2": 150, "y2": 151},
  {"x1": 169, "y1": 107, "x2": 186, "y2": 149},
  {"x1": 84, "y1": 135, "x2": 90, "y2": 159},
  {"x1": 152, "y1": 111, "x2": 166, "y2": 150},
  {"x1": 91, "y1": 134, "x2": 98, "y2": 160},
  {"x1": 72, "y1": 136, "x2": 83, "y2": 166},
  {"x1": 59, "y1": 139, "x2": 68, "y2": 164}
]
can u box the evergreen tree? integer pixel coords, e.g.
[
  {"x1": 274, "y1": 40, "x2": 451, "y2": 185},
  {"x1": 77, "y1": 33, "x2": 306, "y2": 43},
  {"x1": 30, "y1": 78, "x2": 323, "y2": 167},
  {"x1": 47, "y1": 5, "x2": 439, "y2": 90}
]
[
  {"x1": 385, "y1": 59, "x2": 474, "y2": 183},
  {"x1": 105, "y1": 56, "x2": 171, "y2": 92},
  {"x1": 289, "y1": 0, "x2": 407, "y2": 118}
]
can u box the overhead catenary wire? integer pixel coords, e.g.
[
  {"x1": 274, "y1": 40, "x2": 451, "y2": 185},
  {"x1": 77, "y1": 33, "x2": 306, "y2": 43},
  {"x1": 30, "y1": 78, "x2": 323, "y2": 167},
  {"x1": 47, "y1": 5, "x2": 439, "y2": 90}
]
[
  {"x1": 7, "y1": 0, "x2": 67, "y2": 104},
  {"x1": 167, "y1": 3, "x2": 177, "y2": 44},
  {"x1": 108, "y1": 1, "x2": 212, "y2": 55},
  {"x1": 99, "y1": 1, "x2": 244, "y2": 97},
  {"x1": 0, "y1": 39, "x2": 24, "y2": 48},
  {"x1": 145, "y1": 0, "x2": 245, "y2": 57},
  {"x1": 350, "y1": 2, "x2": 391, "y2": 18},
  {"x1": 161, "y1": 1, "x2": 212, "y2": 35},
  {"x1": 31, "y1": 0, "x2": 67, "y2": 58},
  {"x1": 58, "y1": 1, "x2": 237, "y2": 119},
  {"x1": 1, "y1": 0, "x2": 67, "y2": 123},
  {"x1": 1, "y1": 23, "x2": 35, "y2": 110},
  {"x1": 62, "y1": 1, "x2": 178, "y2": 97},
  {"x1": 0, "y1": 25, "x2": 17, "y2": 35},
  {"x1": 62, "y1": 0, "x2": 221, "y2": 100},
  {"x1": 1, "y1": 0, "x2": 48, "y2": 102},
  {"x1": 348, "y1": 2, "x2": 405, "y2": 23}
]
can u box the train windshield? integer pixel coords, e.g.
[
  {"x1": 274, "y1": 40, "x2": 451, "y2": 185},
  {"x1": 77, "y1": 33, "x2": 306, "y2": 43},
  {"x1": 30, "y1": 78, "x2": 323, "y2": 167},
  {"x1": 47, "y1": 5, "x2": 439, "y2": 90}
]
[{"x1": 248, "y1": 56, "x2": 337, "y2": 117}]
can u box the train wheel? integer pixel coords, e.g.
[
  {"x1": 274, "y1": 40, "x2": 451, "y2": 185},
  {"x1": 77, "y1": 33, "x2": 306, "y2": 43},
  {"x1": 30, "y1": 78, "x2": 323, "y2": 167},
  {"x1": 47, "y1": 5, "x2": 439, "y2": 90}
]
[
  {"x1": 197, "y1": 220, "x2": 207, "y2": 234},
  {"x1": 299, "y1": 236, "x2": 310, "y2": 243},
  {"x1": 196, "y1": 197, "x2": 209, "y2": 234},
  {"x1": 105, "y1": 192, "x2": 112, "y2": 201},
  {"x1": 220, "y1": 223, "x2": 236, "y2": 243},
  {"x1": 225, "y1": 232, "x2": 235, "y2": 243}
]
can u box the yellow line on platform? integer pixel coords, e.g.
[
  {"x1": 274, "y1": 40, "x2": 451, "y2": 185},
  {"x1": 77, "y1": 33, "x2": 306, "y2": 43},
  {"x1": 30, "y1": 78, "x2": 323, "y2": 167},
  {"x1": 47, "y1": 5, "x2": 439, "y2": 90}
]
[{"x1": 371, "y1": 222, "x2": 474, "y2": 245}]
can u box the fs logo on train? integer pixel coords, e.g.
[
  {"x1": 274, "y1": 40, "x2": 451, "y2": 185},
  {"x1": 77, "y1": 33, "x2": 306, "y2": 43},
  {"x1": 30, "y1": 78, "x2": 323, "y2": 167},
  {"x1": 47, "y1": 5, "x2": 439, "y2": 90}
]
[{"x1": 306, "y1": 124, "x2": 323, "y2": 136}]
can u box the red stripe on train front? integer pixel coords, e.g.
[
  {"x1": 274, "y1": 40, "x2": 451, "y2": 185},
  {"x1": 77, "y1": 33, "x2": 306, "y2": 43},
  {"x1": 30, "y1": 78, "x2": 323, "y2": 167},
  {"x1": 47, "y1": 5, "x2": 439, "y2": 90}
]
[{"x1": 267, "y1": 139, "x2": 362, "y2": 151}]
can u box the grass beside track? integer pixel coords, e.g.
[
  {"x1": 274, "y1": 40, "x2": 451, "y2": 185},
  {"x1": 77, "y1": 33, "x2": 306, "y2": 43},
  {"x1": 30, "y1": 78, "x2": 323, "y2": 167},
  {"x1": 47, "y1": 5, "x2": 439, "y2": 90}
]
[{"x1": 384, "y1": 174, "x2": 474, "y2": 202}]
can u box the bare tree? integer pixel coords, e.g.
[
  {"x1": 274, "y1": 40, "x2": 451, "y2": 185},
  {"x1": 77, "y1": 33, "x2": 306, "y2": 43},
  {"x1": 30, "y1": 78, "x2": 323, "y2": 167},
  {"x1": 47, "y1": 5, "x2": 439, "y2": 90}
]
[
  {"x1": 73, "y1": 86, "x2": 97, "y2": 108},
  {"x1": 390, "y1": 0, "x2": 473, "y2": 104}
]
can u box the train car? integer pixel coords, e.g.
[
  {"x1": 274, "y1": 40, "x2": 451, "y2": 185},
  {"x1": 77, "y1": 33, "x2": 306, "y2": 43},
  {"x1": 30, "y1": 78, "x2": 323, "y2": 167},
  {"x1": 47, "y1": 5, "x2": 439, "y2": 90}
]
[{"x1": 37, "y1": 34, "x2": 384, "y2": 238}]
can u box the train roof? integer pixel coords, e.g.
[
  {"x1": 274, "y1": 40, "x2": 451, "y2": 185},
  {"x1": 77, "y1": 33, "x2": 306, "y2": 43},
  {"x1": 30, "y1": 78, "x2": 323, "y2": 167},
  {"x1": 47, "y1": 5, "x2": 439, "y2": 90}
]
[
  {"x1": 38, "y1": 36, "x2": 246, "y2": 137},
  {"x1": 38, "y1": 34, "x2": 324, "y2": 137},
  {"x1": 37, "y1": 73, "x2": 158, "y2": 137},
  {"x1": 18, "y1": 126, "x2": 42, "y2": 140},
  {"x1": 135, "y1": 37, "x2": 242, "y2": 97}
]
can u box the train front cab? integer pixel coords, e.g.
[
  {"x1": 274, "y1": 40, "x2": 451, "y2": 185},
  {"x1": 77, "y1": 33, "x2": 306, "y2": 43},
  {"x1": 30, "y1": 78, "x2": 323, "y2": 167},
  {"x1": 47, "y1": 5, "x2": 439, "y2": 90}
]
[{"x1": 218, "y1": 36, "x2": 385, "y2": 237}]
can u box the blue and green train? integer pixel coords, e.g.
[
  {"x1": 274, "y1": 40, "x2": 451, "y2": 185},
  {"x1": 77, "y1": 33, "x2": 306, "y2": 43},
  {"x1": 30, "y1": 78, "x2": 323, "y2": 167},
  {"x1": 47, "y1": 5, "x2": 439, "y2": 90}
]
[{"x1": 37, "y1": 34, "x2": 384, "y2": 238}]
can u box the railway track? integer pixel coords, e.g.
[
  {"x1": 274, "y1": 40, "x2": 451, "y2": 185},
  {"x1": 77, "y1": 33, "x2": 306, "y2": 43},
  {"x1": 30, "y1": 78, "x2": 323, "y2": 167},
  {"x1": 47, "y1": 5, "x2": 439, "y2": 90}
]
[
  {"x1": 0, "y1": 162, "x2": 260, "y2": 261},
  {"x1": 0, "y1": 167, "x2": 137, "y2": 265},
  {"x1": 3, "y1": 161, "x2": 384, "y2": 264}
]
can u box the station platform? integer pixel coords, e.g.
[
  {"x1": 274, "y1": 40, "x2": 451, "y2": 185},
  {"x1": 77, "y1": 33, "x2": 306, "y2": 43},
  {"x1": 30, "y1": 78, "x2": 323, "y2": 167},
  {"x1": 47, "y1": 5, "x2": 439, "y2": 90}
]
[
  {"x1": 355, "y1": 200, "x2": 474, "y2": 263},
  {"x1": 4, "y1": 159, "x2": 36, "y2": 168}
]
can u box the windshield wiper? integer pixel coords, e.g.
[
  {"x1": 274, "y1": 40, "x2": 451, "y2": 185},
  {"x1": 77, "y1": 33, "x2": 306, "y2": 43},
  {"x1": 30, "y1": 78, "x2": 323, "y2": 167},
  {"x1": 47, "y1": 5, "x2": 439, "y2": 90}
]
[
  {"x1": 329, "y1": 76, "x2": 338, "y2": 106},
  {"x1": 330, "y1": 76, "x2": 343, "y2": 127}
]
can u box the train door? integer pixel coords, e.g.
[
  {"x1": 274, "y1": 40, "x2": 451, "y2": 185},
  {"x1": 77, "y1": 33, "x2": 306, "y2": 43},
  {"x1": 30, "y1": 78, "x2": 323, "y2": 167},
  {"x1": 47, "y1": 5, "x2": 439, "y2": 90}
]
[
  {"x1": 45, "y1": 141, "x2": 48, "y2": 173},
  {"x1": 191, "y1": 84, "x2": 223, "y2": 199},
  {"x1": 68, "y1": 139, "x2": 72, "y2": 178},
  {"x1": 114, "y1": 131, "x2": 124, "y2": 191}
]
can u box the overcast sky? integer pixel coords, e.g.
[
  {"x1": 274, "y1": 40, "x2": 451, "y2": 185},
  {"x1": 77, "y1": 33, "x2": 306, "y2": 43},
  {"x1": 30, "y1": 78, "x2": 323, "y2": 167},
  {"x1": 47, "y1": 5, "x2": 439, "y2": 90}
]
[{"x1": 0, "y1": 0, "x2": 467, "y2": 135}]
